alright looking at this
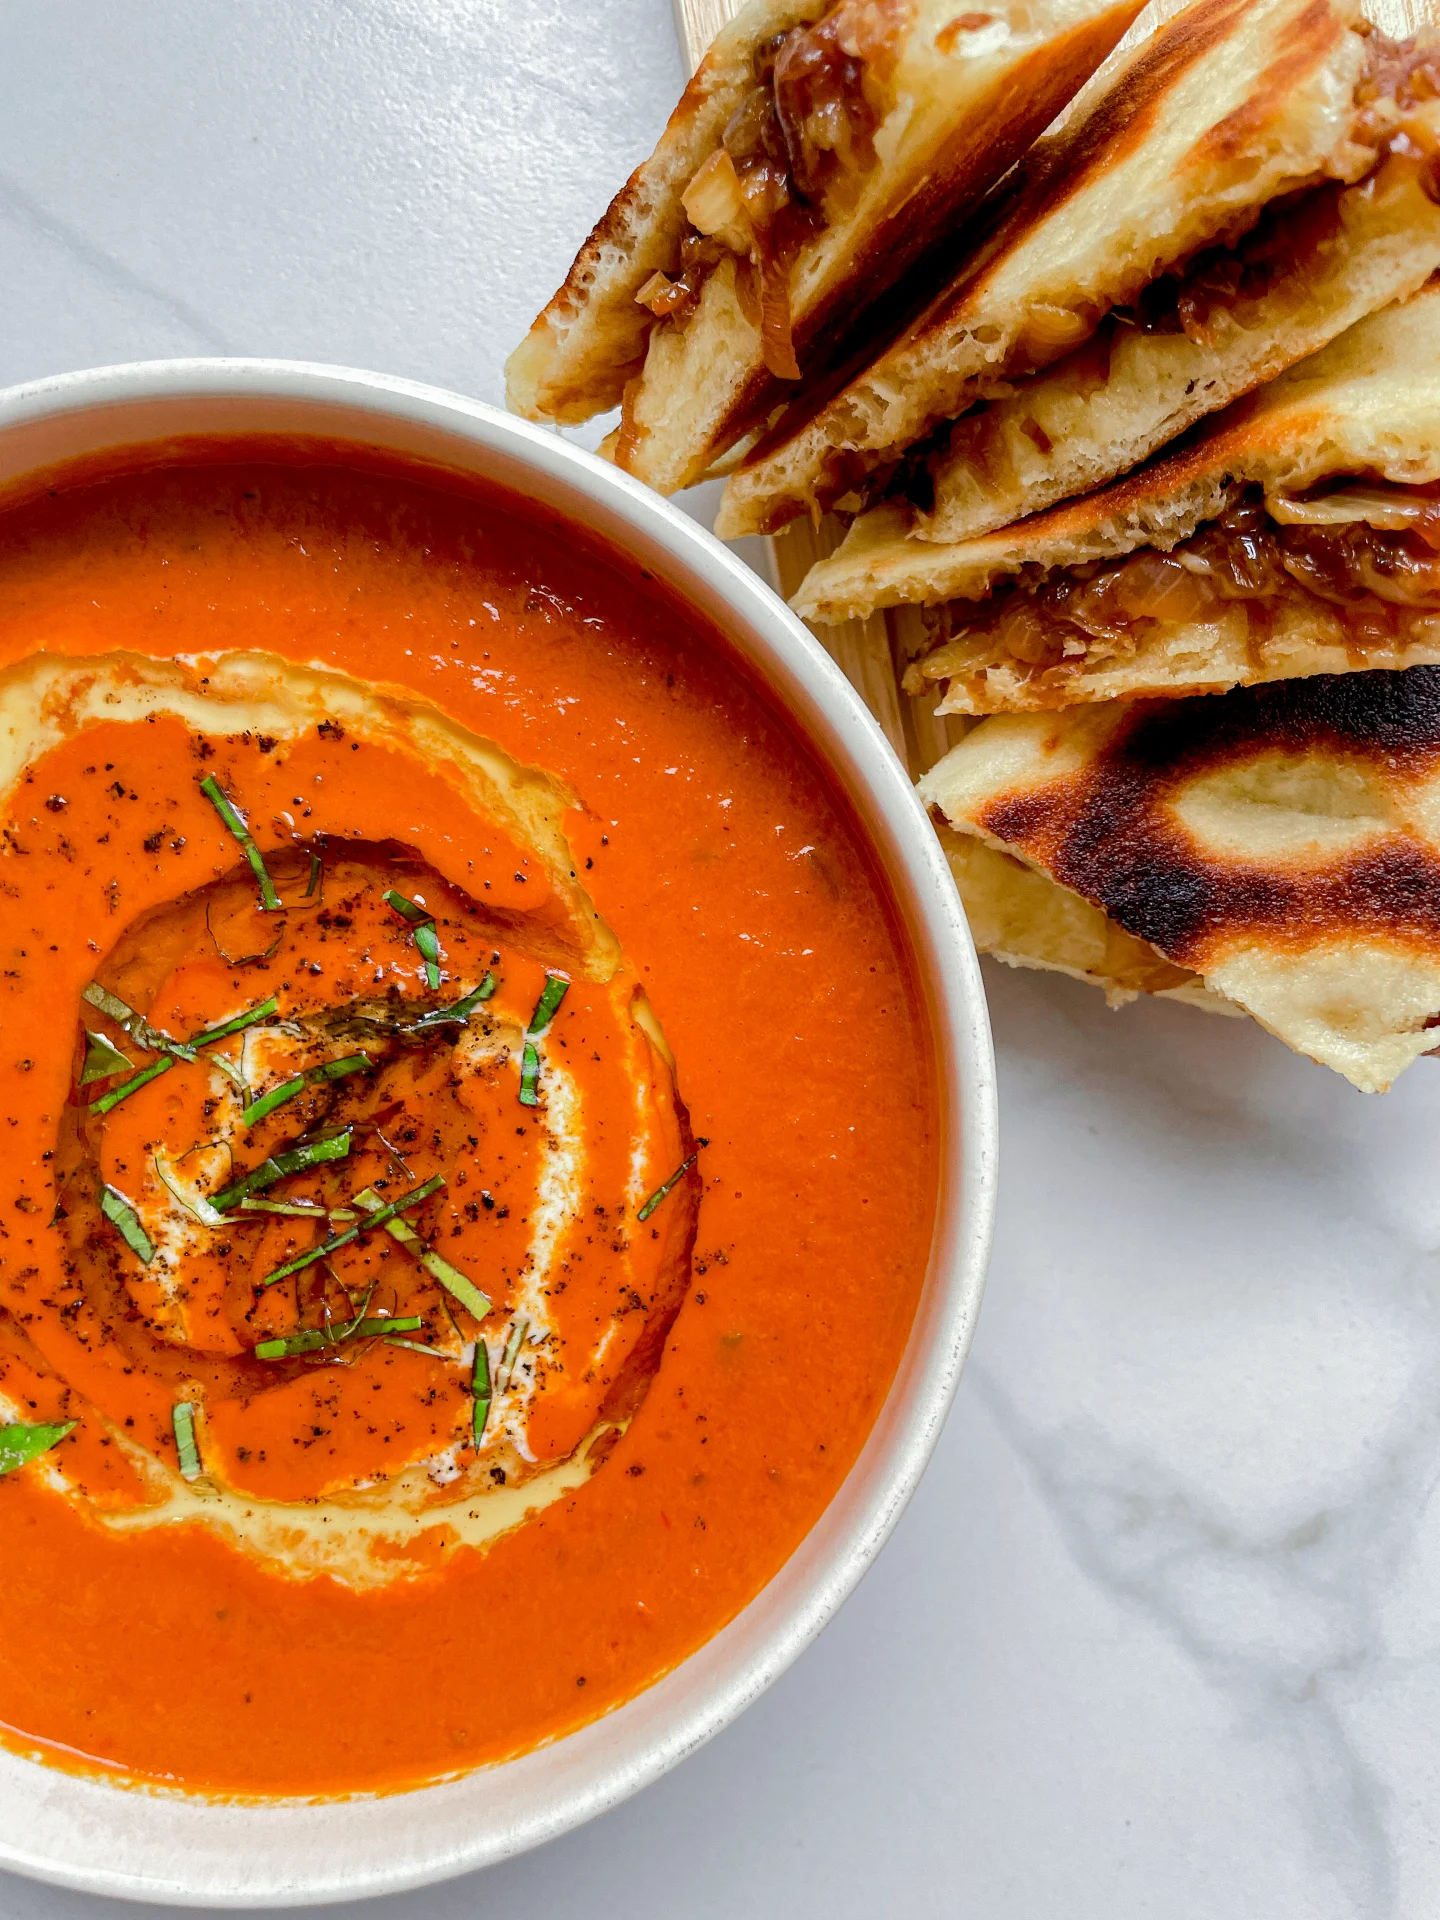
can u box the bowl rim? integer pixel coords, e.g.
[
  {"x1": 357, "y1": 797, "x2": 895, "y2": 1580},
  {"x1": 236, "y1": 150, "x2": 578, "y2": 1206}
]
[{"x1": 0, "y1": 356, "x2": 997, "y2": 1909}]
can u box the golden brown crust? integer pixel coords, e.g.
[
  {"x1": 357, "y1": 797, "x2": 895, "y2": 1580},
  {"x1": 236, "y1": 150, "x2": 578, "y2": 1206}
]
[
  {"x1": 795, "y1": 281, "x2": 1440, "y2": 622},
  {"x1": 614, "y1": 0, "x2": 1148, "y2": 492},
  {"x1": 505, "y1": 0, "x2": 826, "y2": 425},
  {"x1": 922, "y1": 666, "x2": 1440, "y2": 1088},
  {"x1": 717, "y1": 0, "x2": 1374, "y2": 535},
  {"x1": 937, "y1": 822, "x2": 1208, "y2": 998},
  {"x1": 918, "y1": 144, "x2": 1440, "y2": 547}
]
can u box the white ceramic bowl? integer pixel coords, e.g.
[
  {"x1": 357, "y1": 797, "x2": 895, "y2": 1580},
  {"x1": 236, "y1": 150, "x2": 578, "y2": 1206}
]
[{"x1": 0, "y1": 360, "x2": 997, "y2": 1909}]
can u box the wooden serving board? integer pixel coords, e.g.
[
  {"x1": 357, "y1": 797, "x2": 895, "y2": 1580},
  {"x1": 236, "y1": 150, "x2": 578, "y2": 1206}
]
[{"x1": 670, "y1": 0, "x2": 1429, "y2": 782}]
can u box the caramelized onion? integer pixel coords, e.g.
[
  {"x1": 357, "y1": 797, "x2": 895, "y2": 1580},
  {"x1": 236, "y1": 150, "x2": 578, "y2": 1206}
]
[
  {"x1": 756, "y1": 246, "x2": 802, "y2": 380},
  {"x1": 681, "y1": 150, "x2": 753, "y2": 254},
  {"x1": 1266, "y1": 484, "x2": 1440, "y2": 533},
  {"x1": 915, "y1": 484, "x2": 1440, "y2": 690},
  {"x1": 1019, "y1": 304, "x2": 1092, "y2": 365},
  {"x1": 1108, "y1": 552, "x2": 1214, "y2": 625},
  {"x1": 655, "y1": 2, "x2": 899, "y2": 365},
  {"x1": 634, "y1": 271, "x2": 693, "y2": 320}
]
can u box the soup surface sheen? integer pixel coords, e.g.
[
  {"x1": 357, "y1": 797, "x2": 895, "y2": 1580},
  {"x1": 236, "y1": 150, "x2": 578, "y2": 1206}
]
[{"x1": 0, "y1": 445, "x2": 937, "y2": 1797}]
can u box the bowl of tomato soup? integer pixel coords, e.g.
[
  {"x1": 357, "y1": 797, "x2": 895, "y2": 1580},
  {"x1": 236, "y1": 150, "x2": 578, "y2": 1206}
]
[{"x1": 0, "y1": 359, "x2": 996, "y2": 1907}]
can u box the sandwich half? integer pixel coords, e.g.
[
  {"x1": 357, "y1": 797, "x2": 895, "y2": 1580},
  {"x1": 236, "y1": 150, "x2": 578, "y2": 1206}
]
[
  {"x1": 716, "y1": 0, "x2": 1440, "y2": 539},
  {"x1": 795, "y1": 287, "x2": 1440, "y2": 712},
  {"x1": 505, "y1": 0, "x2": 1145, "y2": 493},
  {"x1": 921, "y1": 665, "x2": 1440, "y2": 1089}
]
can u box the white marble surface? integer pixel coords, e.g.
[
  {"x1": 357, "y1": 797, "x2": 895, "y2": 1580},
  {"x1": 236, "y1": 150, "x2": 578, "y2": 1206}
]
[{"x1": 2, "y1": 4, "x2": 1437, "y2": 1915}]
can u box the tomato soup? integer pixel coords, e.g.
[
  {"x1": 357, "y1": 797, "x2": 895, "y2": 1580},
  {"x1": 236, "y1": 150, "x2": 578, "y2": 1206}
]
[{"x1": 0, "y1": 446, "x2": 938, "y2": 1797}]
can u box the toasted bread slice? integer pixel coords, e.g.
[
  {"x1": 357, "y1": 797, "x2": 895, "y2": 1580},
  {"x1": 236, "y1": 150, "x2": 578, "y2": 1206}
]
[
  {"x1": 801, "y1": 287, "x2": 1440, "y2": 710},
  {"x1": 716, "y1": 0, "x2": 1395, "y2": 538},
  {"x1": 508, "y1": 0, "x2": 1146, "y2": 489},
  {"x1": 923, "y1": 133, "x2": 1440, "y2": 544},
  {"x1": 922, "y1": 666, "x2": 1440, "y2": 1088}
]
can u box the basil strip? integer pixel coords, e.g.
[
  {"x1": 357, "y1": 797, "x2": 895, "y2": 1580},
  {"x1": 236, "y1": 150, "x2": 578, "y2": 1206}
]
[
  {"x1": 253, "y1": 1313, "x2": 421, "y2": 1360},
  {"x1": 498, "y1": 1316, "x2": 527, "y2": 1390},
  {"x1": 526, "y1": 973, "x2": 569, "y2": 1035},
  {"x1": 200, "y1": 774, "x2": 281, "y2": 910},
  {"x1": 243, "y1": 1053, "x2": 370, "y2": 1129},
  {"x1": 81, "y1": 982, "x2": 197, "y2": 1063},
  {"x1": 253, "y1": 1328, "x2": 327, "y2": 1359},
  {"x1": 172, "y1": 1401, "x2": 203, "y2": 1481},
  {"x1": 153, "y1": 1152, "x2": 226, "y2": 1228},
  {"x1": 259, "y1": 1174, "x2": 445, "y2": 1286},
  {"x1": 382, "y1": 888, "x2": 431, "y2": 926},
  {"x1": 211, "y1": 1128, "x2": 354, "y2": 1213},
  {"x1": 0, "y1": 1420, "x2": 76, "y2": 1476},
  {"x1": 238, "y1": 1196, "x2": 328, "y2": 1218},
  {"x1": 384, "y1": 889, "x2": 442, "y2": 989},
  {"x1": 193, "y1": 996, "x2": 278, "y2": 1045},
  {"x1": 412, "y1": 973, "x2": 497, "y2": 1031},
  {"x1": 637, "y1": 1153, "x2": 698, "y2": 1223},
  {"x1": 472, "y1": 1336, "x2": 492, "y2": 1446},
  {"x1": 85, "y1": 995, "x2": 276, "y2": 1115},
  {"x1": 518, "y1": 1041, "x2": 540, "y2": 1107},
  {"x1": 90, "y1": 1056, "x2": 174, "y2": 1115},
  {"x1": 305, "y1": 852, "x2": 322, "y2": 898},
  {"x1": 352, "y1": 1188, "x2": 491, "y2": 1321},
  {"x1": 81, "y1": 981, "x2": 143, "y2": 1030},
  {"x1": 100, "y1": 1184, "x2": 156, "y2": 1262},
  {"x1": 414, "y1": 920, "x2": 441, "y2": 991},
  {"x1": 80, "y1": 1029, "x2": 134, "y2": 1083}
]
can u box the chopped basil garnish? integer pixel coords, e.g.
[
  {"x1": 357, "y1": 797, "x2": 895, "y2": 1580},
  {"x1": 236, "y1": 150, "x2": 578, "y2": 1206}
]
[
  {"x1": 90, "y1": 1056, "x2": 175, "y2": 1115},
  {"x1": 414, "y1": 922, "x2": 442, "y2": 991},
  {"x1": 81, "y1": 981, "x2": 196, "y2": 1062},
  {"x1": 526, "y1": 973, "x2": 569, "y2": 1035},
  {"x1": 211, "y1": 1127, "x2": 354, "y2": 1213},
  {"x1": 352, "y1": 1188, "x2": 491, "y2": 1322},
  {"x1": 243, "y1": 1053, "x2": 371, "y2": 1128},
  {"x1": 80, "y1": 1029, "x2": 133, "y2": 1084},
  {"x1": 258, "y1": 1173, "x2": 445, "y2": 1286},
  {"x1": 637, "y1": 1153, "x2": 698, "y2": 1223},
  {"x1": 193, "y1": 997, "x2": 279, "y2": 1045},
  {"x1": 82, "y1": 981, "x2": 139, "y2": 1027},
  {"x1": 412, "y1": 974, "x2": 497, "y2": 1031},
  {"x1": 472, "y1": 1336, "x2": 492, "y2": 1446},
  {"x1": 100, "y1": 1184, "x2": 156, "y2": 1262},
  {"x1": 518, "y1": 1041, "x2": 540, "y2": 1107},
  {"x1": 305, "y1": 852, "x2": 322, "y2": 898},
  {"x1": 517, "y1": 975, "x2": 567, "y2": 1108},
  {"x1": 253, "y1": 1328, "x2": 327, "y2": 1359},
  {"x1": 382, "y1": 888, "x2": 430, "y2": 926},
  {"x1": 253, "y1": 1311, "x2": 423, "y2": 1360},
  {"x1": 0, "y1": 1420, "x2": 76, "y2": 1476},
  {"x1": 238, "y1": 1196, "x2": 328, "y2": 1218},
  {"x1": 498, "y1": 1316, "x2": 527, "y2": 1391},
  {"x1": 172, "y1": 1401, "x2": 203, "y2": 1480},
  {"x1": 200, "y1": 774, "x2": 281, "y2": 911},
  {"x1": 85, "y1": 993, "x2": 276, "y2": 1114},
  {"x1": 383, "y1": 888, "x2": 442, "y2": 990},
  {"x1": 153, "y1": 1152, "x2": 226, "y2": 1227}
]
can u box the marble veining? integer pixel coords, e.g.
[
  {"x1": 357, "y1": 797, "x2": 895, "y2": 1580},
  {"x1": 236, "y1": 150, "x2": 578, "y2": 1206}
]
[{"x1": 4, "y1": 3, "x2": 1440, "y2": 1915}]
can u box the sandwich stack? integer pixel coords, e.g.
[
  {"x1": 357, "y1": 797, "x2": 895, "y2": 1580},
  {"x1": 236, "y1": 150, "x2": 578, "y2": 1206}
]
[{"x1": 511, "y1": 0, "x2": 1440, "y2": 1091}]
